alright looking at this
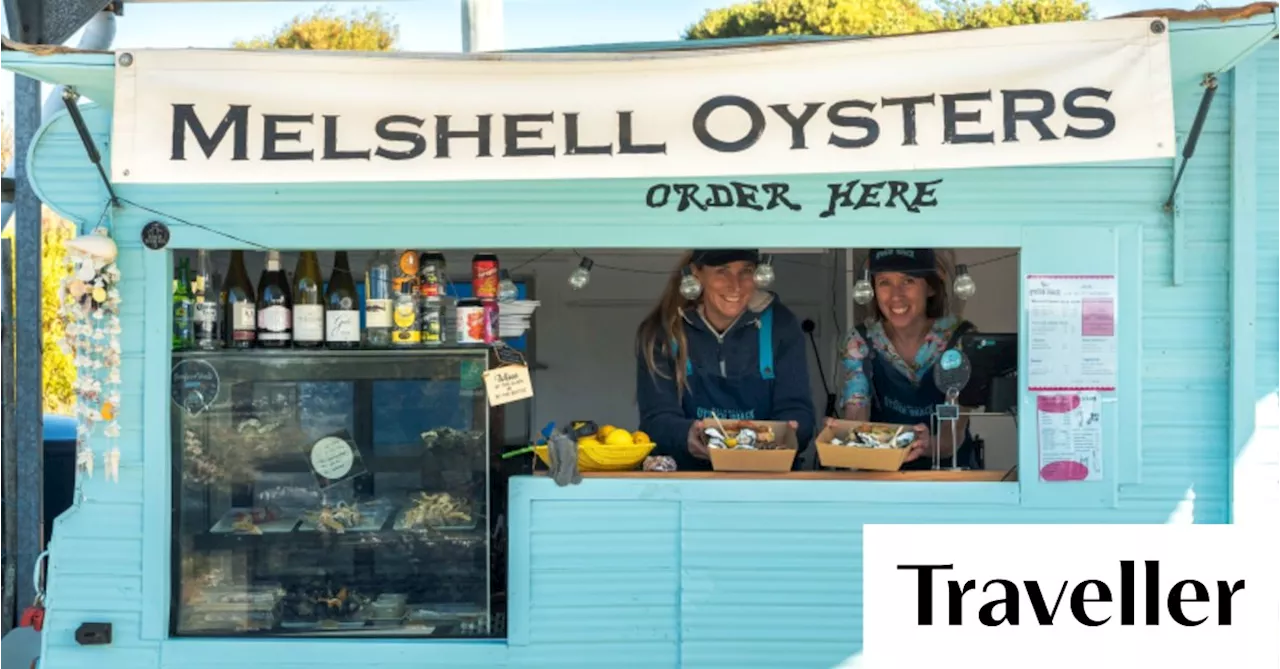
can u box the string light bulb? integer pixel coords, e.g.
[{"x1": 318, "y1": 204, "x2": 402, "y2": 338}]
[
  {"x1": 679, "y1": 266, "x2": 703, "y2": 300},
  {"x1": 953, "y1": 264, "x2": 977, "y2": 300},
  {"x1": 753, "y1": 254, "x2": 775, "y2": 288},
  {"x1": 568, "y1": 258, "x2": 594, "y2": 290},
  {"x1": 497, "y1": 269, "x2": 518, "y2": 302},
  {"x1": 852, "y1": 269, "x2": 874, "y2": 305}
]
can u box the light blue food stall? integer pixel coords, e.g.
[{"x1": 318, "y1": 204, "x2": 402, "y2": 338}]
[{"x1": 3, "y1": 7, "x2": 1277, "y2": 669}]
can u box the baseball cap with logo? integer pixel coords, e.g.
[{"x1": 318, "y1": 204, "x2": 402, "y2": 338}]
[{"x1": 868, "y1": 248, "x2": 937, "y2": 276}]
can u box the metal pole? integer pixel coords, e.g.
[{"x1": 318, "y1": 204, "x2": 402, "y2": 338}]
[
  {"x1": 461, "y1": 0, "x2": 503, "y2": 53},
  {"x1": 13, "y1": 71, "x2": 45, "y2": 621},
  {"x1": 3, "y1": 241, "x2": 16, "y2": 634}
]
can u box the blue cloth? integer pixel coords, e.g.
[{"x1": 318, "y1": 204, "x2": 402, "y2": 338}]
[
  {"x1": 860, "y1": 324, "x2": 974, "y2": 470},
  {"x1": 636, "y1": 295, "x2": 816, "y2": 472}
]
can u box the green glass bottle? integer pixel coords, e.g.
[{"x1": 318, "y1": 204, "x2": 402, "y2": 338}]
[{"x1": 173, "y1": 258, "x2": 194, "y2": 350}]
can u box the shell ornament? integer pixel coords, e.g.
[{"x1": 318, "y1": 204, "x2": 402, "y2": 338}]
[{"x1": 59, "y1": 226, "x2": 124, "y2": 485}]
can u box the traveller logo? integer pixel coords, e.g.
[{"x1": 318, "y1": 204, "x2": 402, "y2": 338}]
[{"x1": 862, "y1": 525, "x2": 1280, "y2": 669}]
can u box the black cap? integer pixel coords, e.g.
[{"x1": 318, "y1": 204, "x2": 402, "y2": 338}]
[
  {"x1": 691, "y1": 249, "x2": 760, "y2": 267},
  {"x1": 868, "y1": 248, "x2": 936, "y2": 276}
]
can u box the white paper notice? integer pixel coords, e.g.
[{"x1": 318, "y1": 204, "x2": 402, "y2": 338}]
[
  {"x1": 1025, "y1": 274, "x2": 1117, "y2": 391},
  {"x1": 1036, "y1": 392, "x2": 1103, "y2": 482}
]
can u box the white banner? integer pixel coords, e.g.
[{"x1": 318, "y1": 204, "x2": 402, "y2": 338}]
[{"x1": 110, "y1": 18, "x2": 1175, "y2": 185}]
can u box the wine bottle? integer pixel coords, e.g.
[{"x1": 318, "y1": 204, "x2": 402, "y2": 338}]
[
  {"x1": 257, "y1": 250, "x2": 293, "y2": 348},
  {"x1": 225, "y1": 250, "x2": 256, "y2": 348},
  {"x1": 193, "y1": 250, "x2": 222, "y2": 350},
  {"x1": 364, "y1": 250, "x2": 393, "y2": 347},
  {"x1": 325, "y1": 251, "x2": 360, "y2": 349},
  {"x1": 172, "y1": 259, "x2": 193, "y2": 351},
  {"x1": 292, "y1": 251, "x2": 324, "y2": 348}
]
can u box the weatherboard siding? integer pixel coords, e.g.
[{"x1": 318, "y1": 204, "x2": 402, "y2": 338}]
[{"x1": 18, "y1": 45, "x2": 1271, "y2": 669}]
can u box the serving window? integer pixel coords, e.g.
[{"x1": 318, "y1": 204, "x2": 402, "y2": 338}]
[{"x1": 166, "y1": 246, "x2": 1022, "y2": 638}]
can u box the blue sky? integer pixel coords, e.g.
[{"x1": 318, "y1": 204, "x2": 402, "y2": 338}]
[{"x1": 2, "y1": 0, "x2": 1201, "y2": 126}]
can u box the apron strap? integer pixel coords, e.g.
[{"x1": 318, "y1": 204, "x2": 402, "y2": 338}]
[
  {"x1": 854, "y1": 324, "x2": 875, "y2": 407},
  {"x1": 758, "y1": 307, "x2": 774, "y2": 379},
  {"x1": 670, "y1": 337, "x2": 694, "y2": 376}
]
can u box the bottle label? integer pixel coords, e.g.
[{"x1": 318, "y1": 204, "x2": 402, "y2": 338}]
[
  {"x1": 326, "y1": 310, "x2": 360, "y2": 342},
  {"x1": 233, "y1": 303, "x2": 256, "y2": 341},
  {"x1": 294, "y1": 304, "x2": 324, "y2": 341},
  {"x1": 366, "y1": 298, "x2": 392, "y2": 328},
  {"x1": 173, "y1": 299, "x2": 192, "y2": 326},
  {"x1": 194, "y1": 302, "x2": 219, "y2": 338},
  {"x1": 259, "y1": 305, "x2": 291, "y2": 341}
]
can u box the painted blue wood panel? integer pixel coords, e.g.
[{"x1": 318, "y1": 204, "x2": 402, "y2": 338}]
[{"x1": 14, "y1": 28, "x2": 1271, "y2": 669}]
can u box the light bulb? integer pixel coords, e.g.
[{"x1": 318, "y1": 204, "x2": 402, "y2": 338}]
[
  {"x1": 568, "y1": 258, "x2": 594, "y2": 290},
  {"x1": 953, "y1": 264, "x2": 977, "y2": 300},
  {"x1": 497, "y1": 269, "x2": 518, "y2": 302},
  {"x1": 679, "y1": 266, "x2": 703, "y2": 300},
  {"x1": 753, "y1": 255, "x2": 775, "y2": 287},
  {"x1": 852, "y1": 270, "x2": 874, "y2": 305}
]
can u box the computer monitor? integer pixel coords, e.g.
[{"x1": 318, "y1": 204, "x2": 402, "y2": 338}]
[{"x1": 957, "y1": 333, "x2": 1017, "y2": 412}]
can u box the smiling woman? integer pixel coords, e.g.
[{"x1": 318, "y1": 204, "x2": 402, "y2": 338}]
[{"x1": 635, "y1": 249, "x2": 817, "y2": 472}]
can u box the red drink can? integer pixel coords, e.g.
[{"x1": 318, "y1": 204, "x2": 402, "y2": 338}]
[
  {"x1": 482, "y1": 300, "x2": 500, "y2": 344},
  {"x1": 471, "y1": 253, "x2": 499, "y2": 300}
]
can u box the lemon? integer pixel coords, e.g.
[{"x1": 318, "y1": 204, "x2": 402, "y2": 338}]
[
  {"x1": 632, "y1": 431, "x2": 650, "y2": 445},
  {"x1": 604, "y1": 429, "x2": 633, "y2": 446},
  {"x1": 598, "y1": 425, "x2": 617, "y2": 439}
]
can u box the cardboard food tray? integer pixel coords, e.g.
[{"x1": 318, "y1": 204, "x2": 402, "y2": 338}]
[
  {"x1": 705, "y1": 419, "x2": 799, "y2": 472},
  {"x1": 816, "y1": 420, "x2": 916, "y2": 471}
]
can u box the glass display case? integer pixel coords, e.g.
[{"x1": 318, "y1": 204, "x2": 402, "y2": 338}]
[{"x1": 170, "y1": 348, "x2": 499, "y2": 638}]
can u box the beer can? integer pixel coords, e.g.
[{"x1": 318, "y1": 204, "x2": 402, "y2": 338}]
[
  {"x1": 471, "y1": 253, "x2": 499, "y2": 300},
  {"x1": 419, "y1": 252, "x2": 447, "y2": 298},
  {"x1": 420, "y1": 298, "x2": 444, "y2": 346}
]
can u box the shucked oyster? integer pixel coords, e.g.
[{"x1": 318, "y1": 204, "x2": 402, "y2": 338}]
[{"x1": 736, "y1": 428, "x2": 757, "y2": 447}]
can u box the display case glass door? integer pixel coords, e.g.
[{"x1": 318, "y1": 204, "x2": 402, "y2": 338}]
[{"x1": 171, "y1": 349, "x2": 496, "y2": 638}]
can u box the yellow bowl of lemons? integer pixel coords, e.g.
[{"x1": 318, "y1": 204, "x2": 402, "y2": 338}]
[{"x1": 533, "y1": 425, "x2": 656, "y2": 472}]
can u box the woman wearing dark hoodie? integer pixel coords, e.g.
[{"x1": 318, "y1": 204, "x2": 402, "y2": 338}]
[{"x1": 635, "y1": 249, "x2": 816, "y2": 472}]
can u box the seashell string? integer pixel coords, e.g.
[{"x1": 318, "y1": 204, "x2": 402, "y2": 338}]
[{"x1": 59, "y1": 225, "x2": 123, "y2": 485}]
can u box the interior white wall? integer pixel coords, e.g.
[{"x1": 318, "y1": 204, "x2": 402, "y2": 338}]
[{"x1": 181, "y1": 247, "x2": 1015, "y2": 469}]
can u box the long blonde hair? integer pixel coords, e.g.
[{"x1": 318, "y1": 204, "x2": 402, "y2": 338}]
[{"x1": 637, "y1": 252, "x2": 697, "y2": 398}]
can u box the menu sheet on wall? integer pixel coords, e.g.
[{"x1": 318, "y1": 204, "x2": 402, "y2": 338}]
[
  {"x1": 1025, "y1": 275, "x2": 1118, "y2": 391},
  {"x1": 1037, "y1": 392, "x2": 1103, "y2": 482}
]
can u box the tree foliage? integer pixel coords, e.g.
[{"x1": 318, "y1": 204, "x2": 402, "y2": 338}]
[
  {"x1": 233, "y1": 5, "x2": 399, "y2": 51},
  {"x1": 684, "y1": 0, "x2": 1091, "y2": 39},
  {"x1": 1, "y1": 120, "x2": 77, "y2": 415}
]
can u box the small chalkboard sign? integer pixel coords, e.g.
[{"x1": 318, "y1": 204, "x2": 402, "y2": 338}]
[
  {"x1": 307, "y1": 430, "x2": 368, "y2": 490},
  {"x1": 171, "y1": 359, "x2": 219, "y2": 416},
  {"x1": 141, "y1": 221, "x2": 170, "y2": 250}
]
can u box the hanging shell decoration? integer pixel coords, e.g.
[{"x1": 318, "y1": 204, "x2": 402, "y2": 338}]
[{"x1": 59, "y1": 226, "x2": 123, "y2": 484}]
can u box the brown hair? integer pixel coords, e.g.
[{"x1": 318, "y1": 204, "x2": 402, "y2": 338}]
[
  {"x1": 637, "y1": 252, "x2": 697, "y2": 399},
  {"x1": 869, "y1": 271, "x2": 949, "y2": 321}
]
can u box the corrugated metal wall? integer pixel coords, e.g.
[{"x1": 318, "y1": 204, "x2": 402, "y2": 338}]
[{"x1": 20, "y1": 41, "x2": 1276, "y2": 669}]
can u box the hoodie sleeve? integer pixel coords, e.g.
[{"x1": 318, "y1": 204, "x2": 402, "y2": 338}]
[
  {"x1": 635, "y1": 346, "x2": 696, "y2": 460},
  {"x1": 768, "y1": 305, "x2": 818, "y2": 451}
]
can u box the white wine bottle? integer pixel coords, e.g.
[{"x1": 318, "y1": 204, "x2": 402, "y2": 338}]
[
  {"x1": 326, "y1": 251, "x2": 360, "y2": 349},
  {"x1": 257, "y1": 250, "x2": 293, "y2": 348},
  {"x1": 293, "y1": 250, "x2": 324, "y2": 348}
]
